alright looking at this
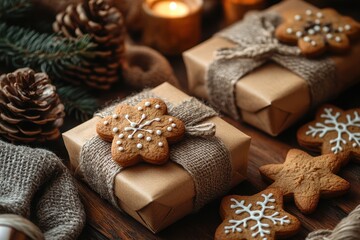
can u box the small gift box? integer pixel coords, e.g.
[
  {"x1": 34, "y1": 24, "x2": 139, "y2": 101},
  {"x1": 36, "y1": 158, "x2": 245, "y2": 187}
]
[
  {"x1": 63, "y1": 83, "x2": 250, "y2": 233},
  {"x1": 183, "y1": 0, "x2": 360, "y2": 136}
]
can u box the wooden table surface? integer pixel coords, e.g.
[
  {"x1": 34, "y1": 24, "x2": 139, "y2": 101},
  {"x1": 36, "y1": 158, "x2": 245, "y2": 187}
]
[{"x1": 47, "y1": 1, "x2": 360, "y2": 239}]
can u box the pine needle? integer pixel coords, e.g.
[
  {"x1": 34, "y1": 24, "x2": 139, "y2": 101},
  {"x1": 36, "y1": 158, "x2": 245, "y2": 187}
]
[
  {"x1": 55, "y1": 82, "x2": 99, "y2": 122},
  {"x1": 0, "y1": 0, "x2": 32, "y2": 20}
]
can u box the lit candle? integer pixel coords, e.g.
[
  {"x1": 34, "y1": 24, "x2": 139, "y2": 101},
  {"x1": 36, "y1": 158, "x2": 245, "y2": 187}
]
[
  {"x1": 142, "y1": 0, "x2": 203, "y2": 55},
  {"x1": 152, "y1": 1, "x2": 190, "y2": 18}
]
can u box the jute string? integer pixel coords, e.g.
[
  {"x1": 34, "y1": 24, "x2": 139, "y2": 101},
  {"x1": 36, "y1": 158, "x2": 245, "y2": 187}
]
[
  {"x1": 306, "y1": 204, "x2": 360, "y2": 240},
  {"x1": 0, "y1": 214, "x2": 44, "y2": 240},
  {"x1": 79, "y1": 91, "x2": 232, "y2": 210},
  {"x1": 206, "y1": 12, "x2": 338, "y2": 120}
]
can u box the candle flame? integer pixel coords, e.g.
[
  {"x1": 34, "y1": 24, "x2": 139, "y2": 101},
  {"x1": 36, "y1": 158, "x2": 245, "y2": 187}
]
[{"x1": 169, "y1": 1, "x2": 177, "y2": 11}]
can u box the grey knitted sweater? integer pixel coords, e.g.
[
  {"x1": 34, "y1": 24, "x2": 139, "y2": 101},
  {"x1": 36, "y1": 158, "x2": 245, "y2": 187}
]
[{"x1": 0, "y1": 140, "x2": 85, "y2": 239}]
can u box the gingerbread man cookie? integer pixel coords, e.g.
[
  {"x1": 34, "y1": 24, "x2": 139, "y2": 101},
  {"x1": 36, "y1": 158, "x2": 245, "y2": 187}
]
[
  {"x1": 215, "y1": 188, "x2": 300, "y2": 240},
  {"x1": 96, "y1": 98, "x2": 185, "y2": 167},
  {"x1": 259, "y1": 149, "x2": 350, "y2": 214},
  {"x1": 275, "y1": 8, "x2": 360, "y2": 57},
  {"x1": 297, "y1": 105, "x2": 360, "y2": 164}
]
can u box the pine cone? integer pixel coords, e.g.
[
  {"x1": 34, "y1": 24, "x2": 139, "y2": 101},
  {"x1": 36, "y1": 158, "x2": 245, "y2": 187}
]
[
  {"x1": 53, "y1": 0, "x2": 126, "y2": 89},
  {"x1": 0, "y1": 68, "x2": 65, "y2": 143}
]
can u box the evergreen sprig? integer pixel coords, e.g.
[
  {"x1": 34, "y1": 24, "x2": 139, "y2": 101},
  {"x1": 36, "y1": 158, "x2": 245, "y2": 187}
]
[
  {"x1": 0, "y1": 0, "x2": 33, "y2": 20},
  {"x1": 0, "y1": 22, "x2": 100, "y2": 121},
  {"x1": 55, "y1": 82, "x2": 99, "y2": 122}
]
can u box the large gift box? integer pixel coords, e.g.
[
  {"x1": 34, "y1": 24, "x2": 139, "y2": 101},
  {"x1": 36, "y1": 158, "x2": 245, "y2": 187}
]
[
  {"x1": 183, "y1": 0, "x2": 360, "y2": 136},
  {"x1": 63, "y1": 83, "x2": 250, "y2": 233}
]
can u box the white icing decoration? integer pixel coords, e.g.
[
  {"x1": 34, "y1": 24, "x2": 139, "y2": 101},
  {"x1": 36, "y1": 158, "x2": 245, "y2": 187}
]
[
  {"x1": 326, "y1": 33, "x2": 333, "y2": 39},
  {"x1": 314, "y1": 25, "x2": 321, "y2": 32},
  {"x1": 145, "y1": 101, "x2": 151, "y2": 107},
  {"x1": 224, "y1": 193, "x2": 290, "y2": 239},
  {"x1": 112, "y1": 114, "x2": 118, "y2": 119},
  {"x1": 311, "y1": 40, "x2": 317, "y2": 46},
  {"x1": 286, "y1": 28, "x2": 293, "y2": 34},
  {"x1": 158, "y1": 142, "x2": 163, "y2": 147},
  {"x1": 167, "y1": 127, "x2": 172, "y2": 132},
  {"x1": 315, "y1": 19, "x2": 321, "y2": 24},
  {"x1": 322, "y1": 26, "x2": 330, "y2": 33},
  {"x1": 156, "y1": 130, "x2": 162, "y2": 135},
  {"x1": 308, "y1": 29, "x2": 315, "y2": 35},
  {"x1": 146, "y1": 136, "x2": 152, "y2": 142},
  {"x1": 138, "y1": 106, "x2": 143, "y2": 111},
  {"x1": 155, "y1": 104, "x2": 160, "y2": 109},
  {"x1": 296, "y1": 31, "x2": 302, "y2": 38},
  {"x1": 169, "y1": 118, "x2": 173, "y2": 122},
  {"x1": 335, "y1": 36, "x2": 342, "y2": 42},
  {"x1": 123, "y1": 114, "x2": 161, "y2": 138},
  {"x1": 137, "y1": 133, "x2": 144, "y2": 139},
  {"x1": 303, "y1": 36, "x2": 311, "y2": 42},
  {"x1": 112, "y1": 127, "x2": 119, "y2": 133},
  {"x1": 345, "y1": 24, "x2": 351, "y2": 31},
  {"x1": 103, "y1": 120, "x2": 109, "y2": 126},
  {"x1": 294, "y1": 15, "x2": 301, "y2": 21},
  {"x1": 171, "y1": 123, "x2": 176, "y2": 128},
  {"x1": 128, "y1": 135, "x2": 133, "y2": 139},
  {"x1": 116, "y1": 140, "x2": 122, "y2": 145},
  {"x1": 306, "y1": 108, "x2": 360, "y2": 154},
  {"x1": 316, "y1": 12, "x2": 323, "y2": 18},
  {"x1": 137, "y1": 143, "x2": 143, "y2": 149},
  {"x1": 119, "y1": 134, "x2": 124, "y2": 139},
  {"x1": 118, "y1": 147, "x2": 124, "y2": 152},
  {"x1": 305, "y1": 9, "x2": 312, "y2": 16}
]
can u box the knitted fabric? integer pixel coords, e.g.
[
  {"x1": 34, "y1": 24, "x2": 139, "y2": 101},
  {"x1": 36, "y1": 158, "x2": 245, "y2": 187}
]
[
  {"x1": 306, "y1": 204, "x2": 360, "y2": 240},
  {"x1": 207, "y1": 12, "x2": 338, "y2": 120},
  {"x1": 0, "y1": 140, "x2": 85, "y2": 240},
  {"x1": 123, "y1": 45, "x2": 180, "y2": 89},
  {"x1": 79, "y1": 91, "x2": 232, "y2": 210}
]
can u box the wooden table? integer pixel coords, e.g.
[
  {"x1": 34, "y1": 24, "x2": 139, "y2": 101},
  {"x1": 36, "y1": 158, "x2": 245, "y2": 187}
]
[{"x1": 50, "y1": 2, "x2": 360, "y2": 239}]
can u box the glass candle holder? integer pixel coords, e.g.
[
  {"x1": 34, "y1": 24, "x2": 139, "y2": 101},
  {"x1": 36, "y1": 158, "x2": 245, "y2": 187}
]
[
  {"x1": 222, "y1": 0, "x2": 264, "y2": 25},
  {"x1": 142, "y1": 0, "x2": 203, "y2": 55}
]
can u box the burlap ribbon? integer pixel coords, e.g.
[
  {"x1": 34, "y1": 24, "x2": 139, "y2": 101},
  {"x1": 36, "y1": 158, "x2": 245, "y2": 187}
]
[
  {"x1": 207, "y1": 12, "x2": 338, "y2": 120},
  {"x1": 79, "y1": 91, "x2": 232, "y2": 211}
]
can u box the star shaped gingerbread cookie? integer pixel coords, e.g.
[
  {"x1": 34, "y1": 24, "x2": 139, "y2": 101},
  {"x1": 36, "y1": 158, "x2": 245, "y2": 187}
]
[
  {"x1": 259, "y1": 149, "x2": 350, "y2": 214},
  {"x1": 297, "y1": 105, "x2": 360, "y2": 164},
  {"x1": 215, "y1": 188, "x2": 300, "y2": 240},
  {"x1": 275, "y1": 8, "x2": 360, "y2": 57},
  {"x1": 96, "y1": 98, "x2": 185, "y2": 167}
]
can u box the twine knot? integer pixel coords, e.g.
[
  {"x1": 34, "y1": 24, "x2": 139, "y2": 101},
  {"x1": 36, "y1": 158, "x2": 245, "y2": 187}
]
[{"x1": 186, "y1": 122, "x2": 216, "y2": 137}]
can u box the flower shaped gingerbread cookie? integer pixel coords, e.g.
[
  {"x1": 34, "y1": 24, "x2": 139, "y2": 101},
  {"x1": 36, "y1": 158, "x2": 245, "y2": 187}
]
[
  {"x1": 275, "y1": 8, "x2": 360, "y2": 57},
  {"x1": 96, "y1": 98, "x2": 185, "y2": 167}
]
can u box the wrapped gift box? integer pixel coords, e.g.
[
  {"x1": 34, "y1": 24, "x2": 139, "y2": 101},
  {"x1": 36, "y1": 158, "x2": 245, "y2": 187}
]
[
  {"x1": 183, "y1": 0, "x2": 360, "y2": 136},
  {"x1": 63, "y1": 83, "x2": 250, "y2": 233}
]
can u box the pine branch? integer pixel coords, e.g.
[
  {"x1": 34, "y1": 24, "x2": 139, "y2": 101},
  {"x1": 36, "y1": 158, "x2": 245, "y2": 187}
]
[
  {"x1": 0, "y1": 0, "x2": 32, "y2": 20},
  {"x1": 55, "y1": 82, "x2": 99, "y2": 122},
  {"x1": 0, "y1": 22, "x2": 96, "y2": 80}
]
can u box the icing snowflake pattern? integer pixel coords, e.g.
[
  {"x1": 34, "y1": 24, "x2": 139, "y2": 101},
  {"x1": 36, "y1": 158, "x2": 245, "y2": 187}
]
[
  {"x1": 306, "y1": 108, "x2": 360, "y2": 154},
  {"x1": 224, "y1": 193, "x2": 290, "y2": 239}
]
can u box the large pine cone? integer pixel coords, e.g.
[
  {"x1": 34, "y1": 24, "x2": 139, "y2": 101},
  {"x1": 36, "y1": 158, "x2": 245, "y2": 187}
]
[
  {"x1": 0, "y1": 68, "x2": 65, "y2": 143},
  {"x1": 53, "y1": 0, "x2": 126, "y2": 89}
]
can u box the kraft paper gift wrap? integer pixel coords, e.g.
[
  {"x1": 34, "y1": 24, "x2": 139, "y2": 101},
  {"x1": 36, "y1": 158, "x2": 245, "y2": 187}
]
[
  {"x1": 183, "y1": 0, "x2": 360, "y2": 136},
  {"x1": 63, "y1": 83, "x2": 250, "y2": 233}
]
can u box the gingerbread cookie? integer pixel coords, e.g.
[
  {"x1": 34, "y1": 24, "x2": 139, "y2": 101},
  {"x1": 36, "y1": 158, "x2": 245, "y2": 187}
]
[
  {"x1": 297, "y1": 105, "x2": 360, "y2": 164},
  {"x1": 259, "y1": 149, "x2": 350, "y2": 214},
  {"x1": 275, "y1": 8, "x2": 360, "y2": 57},
  {"x1": 215, "y1": 188, "x2": 300, "y2": 240},
  {"x1": 96, "y1": 98, "x2": 185, "y2": 167}
]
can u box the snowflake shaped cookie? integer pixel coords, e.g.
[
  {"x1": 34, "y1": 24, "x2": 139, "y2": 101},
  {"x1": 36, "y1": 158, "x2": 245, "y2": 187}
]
[
  {"x1": 275, "y1": 8, "x2": 360, "y2": 57},
  {"x1": 215, "y1": 188, "x2": 300, "y2": 240},
  {"x1": 260, "y1": 149, "x2": 350, "y2": 214},
  {"x1": 297, "y1": 105, "x2": 360, "y2": 163},
  {"x1": 96, "y1": 98, "x2": 185, "y2": 167}
]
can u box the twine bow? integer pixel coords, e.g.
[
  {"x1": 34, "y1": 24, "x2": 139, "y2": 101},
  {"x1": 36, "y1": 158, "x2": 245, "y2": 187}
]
[{"x1": 206, "y1": 12, "x2": 337, "y2": 120}]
